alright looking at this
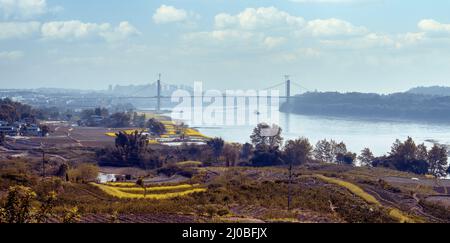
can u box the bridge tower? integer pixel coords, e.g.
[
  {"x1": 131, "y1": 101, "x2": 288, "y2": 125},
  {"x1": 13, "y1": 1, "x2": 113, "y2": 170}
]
[
  {"x1": 157, "y1": 73, "x2": 161, "y2": 113},
  {"x1": 285, "y1": 75, "x2": 291, "y2": 105}
]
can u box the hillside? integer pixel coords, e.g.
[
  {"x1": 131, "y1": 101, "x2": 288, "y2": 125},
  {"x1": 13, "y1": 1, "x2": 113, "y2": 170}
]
[
  {"x1": 407, "y1": 86, "x2": 450, "y2": 97},
  {"x1": 280, "y1": 92, "x2": 450, "y2": 121}
]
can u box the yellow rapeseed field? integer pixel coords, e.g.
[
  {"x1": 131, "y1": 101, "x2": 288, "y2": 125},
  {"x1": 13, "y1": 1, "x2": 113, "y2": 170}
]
[
  {"x1": 91, "y1": 183, "x2": 206, "y2": 200},
  {"x1": 116, "y1": 184, "x2": 201, "y2": 192},
  {"x1": 176, "y1": 161, "x2": 203, "y2": 167}
]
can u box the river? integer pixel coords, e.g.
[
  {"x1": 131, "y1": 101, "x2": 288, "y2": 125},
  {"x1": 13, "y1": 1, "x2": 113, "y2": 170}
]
[{"x1": 163, "y1": 110, "x2": 450, "y2": 157}]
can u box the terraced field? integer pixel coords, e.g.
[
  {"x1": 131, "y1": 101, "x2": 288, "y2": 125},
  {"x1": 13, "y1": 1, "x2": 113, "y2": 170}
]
[{"x1": 91, "y1": 182, "x2": 207, "y2": 200}]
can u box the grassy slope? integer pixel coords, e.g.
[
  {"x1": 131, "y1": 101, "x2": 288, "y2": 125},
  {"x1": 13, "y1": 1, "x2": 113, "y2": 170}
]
[{"x1": 313, "y1": 174, "x2": 418, "y2": 223}]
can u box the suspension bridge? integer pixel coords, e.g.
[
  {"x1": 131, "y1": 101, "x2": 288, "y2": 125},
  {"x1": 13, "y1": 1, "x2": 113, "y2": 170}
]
[
  {"x1": 115, "y1": 75, "x2": 311, "y2": 112},
  {"x1": 64, "y1": 75, "x2": 311, "y2": 111}
]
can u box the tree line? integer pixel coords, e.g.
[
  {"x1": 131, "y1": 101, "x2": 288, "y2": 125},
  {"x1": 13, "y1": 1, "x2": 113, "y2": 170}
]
[{"x1": 97, "y1": 122, "x2": 449, "y2": 177}]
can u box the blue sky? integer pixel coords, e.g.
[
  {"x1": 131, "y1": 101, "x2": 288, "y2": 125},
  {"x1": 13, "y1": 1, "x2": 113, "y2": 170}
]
[{"x1": 1, "y1": 0, "x2": 450, "y2": 93}]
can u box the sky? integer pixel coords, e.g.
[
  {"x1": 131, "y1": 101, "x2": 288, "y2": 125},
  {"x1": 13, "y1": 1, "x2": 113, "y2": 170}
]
[{"x1": 1, "y1": 0, "x2": 450, "y2": 93}]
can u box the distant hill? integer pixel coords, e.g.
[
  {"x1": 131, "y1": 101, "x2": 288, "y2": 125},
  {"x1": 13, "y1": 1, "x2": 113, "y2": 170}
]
[
  {"x1": 407, "y1": 86, "x2": 450, "y2": 97},
  {"x1": 281, "y1": 92, "x2": 450, "y2": 121},
  {"x1": 111, "y1": 83, "x2": 192, "y2": 97}
]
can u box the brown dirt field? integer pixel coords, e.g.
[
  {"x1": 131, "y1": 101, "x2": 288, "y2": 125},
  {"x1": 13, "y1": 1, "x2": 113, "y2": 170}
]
[{"x1": 425, "y1": 196, "x2": 450, "y2": 208}]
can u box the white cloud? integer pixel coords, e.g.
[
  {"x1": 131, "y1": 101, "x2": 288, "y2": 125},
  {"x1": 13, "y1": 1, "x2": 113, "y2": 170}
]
[
  {"x1": 100, "y1": 21, "x2": 141, "y2": 42},
  {"x1": 0, "y1": 21, "x2": 40, "y2": 39},
  {"x1": 275, "y1": 48, "x2": 321, "y2": 62},
  {"x1": 187, "y1": 7, "x2": 370, "y2": 51},
  {"x1": 0, "y1": 50, "x2": 24, "y2": 60},
  {"x1": 0, "y1": 0, "x2": 61, "y2": 19},
  {"x1": 41, "y1": 20, "x2": 139, "y2": 42},
  {"x1": 304, "y1": 18, "x2": 367, "y2": 37},
  {"x1": 214, "y1": 7, "x2": 304, "y2": 30},
  {"x1": 263, "y1": 36, "x2": 286, "y2": 49},
  {"x1": 183, "y1": 29, "x2": 260, "y2": 45},
  {"x1": 418, "y1": 19, "x2": 450, "y2": 33},
  {"x1": 153, "y1": 5, "x2": 189, "y2": 24}
]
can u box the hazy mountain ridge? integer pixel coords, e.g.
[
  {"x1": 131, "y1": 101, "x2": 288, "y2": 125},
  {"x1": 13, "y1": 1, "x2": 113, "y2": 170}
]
[{"x1": 407, "y1": 86, "x2": 450, "y2": 97}]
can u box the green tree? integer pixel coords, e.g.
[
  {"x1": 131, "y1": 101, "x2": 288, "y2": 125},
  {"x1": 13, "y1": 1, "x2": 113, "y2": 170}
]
[
  {"x1": 416, "y1": 143, "x2": 428, "y2": 161},
  {"x1": 1, "y1": 186, "x2": 36, "y2": 223},
  {"x1": 136, "y1": 178, "x2": 147, "y2": 198},
  {"x1": 223, "y1": 143, "x2": 241, "y2": 167},
  {"x1": 35, "y1": 191, "x2": 57, "y2": 223},
  {"x1": 39, "y1": 125, "x2": 50, "y2": 137},
  {"x1": 146, "y1": 118, "x2": 166, "y2": 137},
  {"x1": 240, "y1": 143, "x2": 253, "y2": 162},
  {"x1": 61, "y1": 207, "x2": 81, "y2": 223},
  {"x1": 314, "y1": 139, "x2": 333, "y2": 163},
  {"x1": 207, "y1": 137, "x2": 225, "y2": 163},
  {"x1": 0, "y1": 132, "x2": 5, "y2": 145},
  {"x1": 56, "y1": 163, "x2": 69, "y2": 181},
  {"x1": 358, "y1": 148, "x2": 375, "y2": 167},
  {"x1": 390, "y1": 137, "x2": 417, "y2": 161},
  {"x1": 428, "y1": 144, "x2": 448, "y2": 178},
  {"x1": 108, "y1": 112, "x2": 131, "y2": 128},
  {"x1": 69, "y1": 164, "x2": 99, "y2": 183},
  {"x1": 283, "y1": 138, "x2": 313, "y2": 165},
  {"x1": 250, "y1": 123, "x2": 283, "y2": 149},
  {"x1": 336, "y1": 152, "x2": 357, "y2": 166}
]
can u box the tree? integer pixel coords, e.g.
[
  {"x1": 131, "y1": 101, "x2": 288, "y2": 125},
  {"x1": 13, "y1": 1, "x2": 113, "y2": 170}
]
[
  {"x1": 416, "y1": 143, "x2": 428, "y2": 161},
  {"x1": 251, "y1": 147, "x2": 283, "y2": 167},
  {"x1": 1, "y1": 186, "x2": 36, "y2": 223},
  {"x1": 115, "y1": 131, "x2": 150, "y2": 165},
  {"x1": 428, "y1": 144, "x2": 448, "y2": 178},
  {"x1": 358, "y1": 148, "x2": 375, "y2": 167},
  {"x1": 250, "y1": 123, "x2": 283, "y2": 149},
  {"x1": 0, "y1": 132, "x2": 5, "y2": 146},
  {"x1": 136, "y1": 178, "x2": 146, "y2": 198},
  {"x1": 132, "y1": 112, "x2": 146, "y2": 127},
  {"x1": 146, "y1": 118, "x2": 166, "y2": 137},
  {"x1": 35, "y1": 191, "x2": 57, "y2": 223},
  {"x1": 223, "y1": 143, "x2": 241, "y2": 167},
  {"x1": 98, "y1": 131, "x2": 161, "y2": 169},
  {"x1": 336, "y1": 152, "x2": 357, "y2": 166},
  {"x1": 390, "y1": 137, "x2": 417, "y2": 162},
  {"x1": 107, "y1": 112, "x2": 131, "y2": 128},
  {"x1": 207, "y1": 137, "x2": 225, "y2": 163},
  {"x1": 283, "y1": 138, "x2": 313, "y2": 165},
  {"x1": 240, "y1": 143, "x2": 254, "y2": 163},
  {"x1": 56, "y1": 163, "x2": 69, "y2": 181},
  {"x1": 69, "y1": 164, "x2": 99, "y2": 183},
  {"x1": 61, "y1": 207, "x2": 81, "y2": 223},
  {"x1": 0, "y1": 186, "x2": 57, "y2": 224},
  {"x1": 39, "y1": 125, "x2": 50, "y2": 137},
  {"x1": 94, "y1": 107, "x2": 109, "y2": 117},
  {"x1": 314, "y1": 140, "x2": 333, "y2": 163},
  {"x1": 373, "y1": 137, "x2": 430, "y2": 175},
  {"x1": 332, "y1": 141, "x2": 348, "y2": 157}
]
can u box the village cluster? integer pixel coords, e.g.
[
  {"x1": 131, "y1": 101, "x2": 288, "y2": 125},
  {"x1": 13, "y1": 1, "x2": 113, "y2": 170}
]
[{"x1": 0, "y1": 119, "x2": 46, "y2": 137}]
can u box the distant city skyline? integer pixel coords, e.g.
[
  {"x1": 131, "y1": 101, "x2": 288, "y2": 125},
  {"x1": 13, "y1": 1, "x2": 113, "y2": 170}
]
[{"x1": 1, "y1": 0, "x2": 450, "y2": 93}]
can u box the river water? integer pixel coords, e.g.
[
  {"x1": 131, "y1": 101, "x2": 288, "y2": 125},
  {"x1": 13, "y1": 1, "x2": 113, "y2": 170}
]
[{"x1": 164, "y1": 110, "x2": 450, "y2": 157}]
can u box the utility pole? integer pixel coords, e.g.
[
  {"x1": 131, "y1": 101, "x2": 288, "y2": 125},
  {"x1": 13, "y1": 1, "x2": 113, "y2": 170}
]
[
  {"x1": 41, "y1": 143, "x2": 46, "y2": 178},
  {"x1": 288, "y1": 161, "x2": 293, "y2": 211},
  {"x1": 157, "y1": 73, "x2": 162, "y2": 113},
  {"x1": 285, "y1": 75, "x2": 291, "y2": 105}
]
